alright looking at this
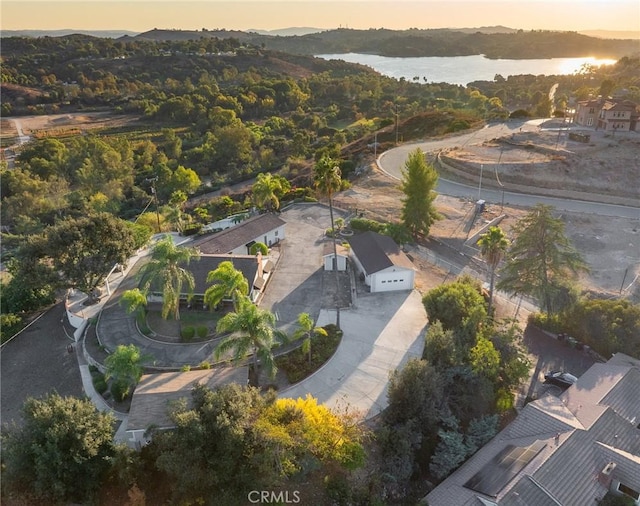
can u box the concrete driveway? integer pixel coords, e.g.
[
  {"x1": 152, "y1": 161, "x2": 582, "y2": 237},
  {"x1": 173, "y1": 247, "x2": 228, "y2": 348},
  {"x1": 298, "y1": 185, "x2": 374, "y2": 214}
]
[
  {"x1": 260, "y1": 203, "x2": 351, "y2": 334},
  {"x1": 279, "y1": 290, "x2": 427, "y2": 419}
]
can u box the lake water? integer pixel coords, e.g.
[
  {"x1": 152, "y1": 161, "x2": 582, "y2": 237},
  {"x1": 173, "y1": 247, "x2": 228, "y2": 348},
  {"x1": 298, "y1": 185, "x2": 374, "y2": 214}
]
[{"x1": 315, "y1": 53, "x2": 617, "y2": 86}]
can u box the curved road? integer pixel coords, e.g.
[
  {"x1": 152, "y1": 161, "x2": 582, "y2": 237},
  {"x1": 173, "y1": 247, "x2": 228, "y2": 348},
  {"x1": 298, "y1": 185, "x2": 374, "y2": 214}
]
[{"x1": 378, "y1": 120, "x2": 640, "y2": 220}]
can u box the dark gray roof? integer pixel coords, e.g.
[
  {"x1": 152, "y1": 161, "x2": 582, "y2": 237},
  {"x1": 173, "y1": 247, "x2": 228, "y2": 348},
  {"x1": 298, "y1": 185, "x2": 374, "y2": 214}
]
[
  {"x1": 127, "y1": 367, "x2": 248, "y2": 432},
  {"x1": 148, "y1": 255, "x2": 259, "y2": 295},
  {"x1": 191, "y1": 213, "x2": 285, "y2": 254},
  {"x1": 348, "y1": 231, "x2": 413, "y2": 274},
  {"x1": 531, "y1": 408, "x2": 640, "y2": 506},
  {"x1": 426, "y1": 356, "x2": 640, "y2": 506},
  {"x1": 188, "y1": 255, "x2": 259, "y2": 295},
  {"x1": 499, "y1": 476, "x2": 559, "y2": 506}
]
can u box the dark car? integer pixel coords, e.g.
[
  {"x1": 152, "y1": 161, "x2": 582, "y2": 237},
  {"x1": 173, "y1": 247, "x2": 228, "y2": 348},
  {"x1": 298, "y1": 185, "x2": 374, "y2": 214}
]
[{"x1": 544, "y1": 370, "x2": 578, "y2": 389}]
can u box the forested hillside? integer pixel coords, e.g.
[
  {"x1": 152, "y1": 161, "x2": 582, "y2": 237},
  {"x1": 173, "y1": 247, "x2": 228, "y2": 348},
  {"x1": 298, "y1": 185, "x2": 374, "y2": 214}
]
[{"x1": 130, "y1": 27, "x2": 640, "y2": 59}]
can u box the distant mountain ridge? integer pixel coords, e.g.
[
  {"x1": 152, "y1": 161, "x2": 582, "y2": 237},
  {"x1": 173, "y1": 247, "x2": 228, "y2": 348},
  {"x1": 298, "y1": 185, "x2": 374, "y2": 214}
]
[{"x1": 2, "y1": 29, "x2": 139, "y2": 38}]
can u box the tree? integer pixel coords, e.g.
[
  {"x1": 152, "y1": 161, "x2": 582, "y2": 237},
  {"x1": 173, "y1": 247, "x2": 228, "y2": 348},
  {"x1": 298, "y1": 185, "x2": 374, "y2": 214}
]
[
  {"x1": 215, "y1": 296, "x2": 287, "y2": 387},
  {"x1": 136, "y1": 235, "x2": 200, "y2": 320},
  {"x1": 422, "y1": 277, "x2": 487, "y2": 331},
  {"x1": 314, "y1": 156, "x2": 342, "y2": 267},
  {"x1": 477, "y1": 225, "x2": 509, "y2": 316},
  {"x1": 2, "y1": 393, "x2": 115, "y2": 503},
  {"x1": 314, "y1": 155, "x2": 342, "y2": 325},
  {"x1": 399, "y1": 148, "x2": 441, "y2": 238},
  {"x1": 497, "y1": 204, "x2": 588, "y2": 316},
  {"x1": 204, "y1": 260, "x2": 249, "y2": 311},
  {"x1": 292, "y1": 312, "x2": 328, "y2": 364},
  {"x1": 429, "y1": 425, "x2": 469, "y2": 481},
  {"x1": 153, "y1": 383, "x2": 277, "y2": 504},
  {"x1": 104, "y1": 344, "x2": 150, "y2": 399},
  {"x1": 251, "y1": 171, "x2": 290, "y2": 211},
  {"x1": 46, "y1": 213, "x2": 136, "y2": 302},
  {"x1": 259, "y1": 395, "x2": 366, "y2": 473}
]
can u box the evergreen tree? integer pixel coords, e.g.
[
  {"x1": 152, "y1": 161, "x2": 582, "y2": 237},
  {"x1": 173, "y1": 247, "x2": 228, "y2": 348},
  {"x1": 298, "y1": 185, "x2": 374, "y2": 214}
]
[
  {"x1": 399, "y1": 148, "x2": 441, "y2": 238},
  {"x1": 497, "y1": 204, "x2": 588, "y2": 316}
]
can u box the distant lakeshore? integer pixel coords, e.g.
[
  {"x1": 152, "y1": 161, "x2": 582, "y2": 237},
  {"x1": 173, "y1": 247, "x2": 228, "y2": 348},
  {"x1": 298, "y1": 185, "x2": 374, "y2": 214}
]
[{"x1": 315, "y1": 54, "x2": 618, "y2": 86}]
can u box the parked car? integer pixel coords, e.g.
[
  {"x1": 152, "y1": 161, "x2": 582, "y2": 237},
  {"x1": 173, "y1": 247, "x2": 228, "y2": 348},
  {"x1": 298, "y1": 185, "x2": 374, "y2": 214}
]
[{"x1": 544, "y1": 370, "x2": 578, "y2": 388}]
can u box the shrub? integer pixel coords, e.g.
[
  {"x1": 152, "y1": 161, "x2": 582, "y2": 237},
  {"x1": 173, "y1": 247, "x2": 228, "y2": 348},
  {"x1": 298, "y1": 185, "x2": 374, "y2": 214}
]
[
  {"x1": 199, "y1": 361, "x2": 211, "y2": 369},
  {"x1": 182, "y1": 224, "x2": 203, "y2": 236},
  {"x1": 196, "y1": 325, "x2": 209, "y2": 338},
  {"x1": 276, "y1": 323, "x2": 342, "y2": 383},
  {"x1": 93, "y1": 376, "x2": 108, "y2": 395},
  {"x1": 510, "y1": 109, "x2": 530, "y2": 118},
  {"x1": 350, "y1": 217, "x2": 386, "y2": 233},
  {"x1": 495, "y1": 389, "x2": 514, "y2": 412},
  {"x1": 181, "y1": 325, "x2": 195, "y2": 341},
  {"x1": 181, "y1": 365, "x2": 191, "y2": 372},
  {"x1": 111, "y1": 380, "x2": 130, "y2": 402}
]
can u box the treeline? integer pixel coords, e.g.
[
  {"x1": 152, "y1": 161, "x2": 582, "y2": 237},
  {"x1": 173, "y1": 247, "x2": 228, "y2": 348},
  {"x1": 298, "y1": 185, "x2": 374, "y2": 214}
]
[{"x1": 240, "y1": 28, "x2": 639, "y2": 59}]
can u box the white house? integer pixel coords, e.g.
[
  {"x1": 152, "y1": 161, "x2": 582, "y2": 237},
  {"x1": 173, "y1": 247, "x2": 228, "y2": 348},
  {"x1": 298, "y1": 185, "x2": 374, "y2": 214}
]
[
  {"x1": 191, "y1": 213, "x2": 285, "y2": 255},
  {"x1": 322, "y1": 242, "x2": 349, "y2": 271},
  {"x1": 348, "y1": 231, "x2": 415, "y2": 292}
]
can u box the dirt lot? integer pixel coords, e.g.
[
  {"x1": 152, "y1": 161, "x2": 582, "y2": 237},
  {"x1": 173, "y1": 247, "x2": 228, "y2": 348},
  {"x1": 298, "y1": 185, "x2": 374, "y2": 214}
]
[
  {"x1": 441, "y1": 124, "x2": 640, "y2": 204},
  {"x1": 2, "y1": 112, "x2": 139, "y2": 139}
]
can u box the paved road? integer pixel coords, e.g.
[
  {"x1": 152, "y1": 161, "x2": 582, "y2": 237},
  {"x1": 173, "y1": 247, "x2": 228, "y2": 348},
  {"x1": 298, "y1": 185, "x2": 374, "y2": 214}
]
[
  {"x1": 378, "y1": 120, "x2": 640, "y2": 219},
  {"x1": 1, "y1": 303, "x2": 84, "y2": 427}
]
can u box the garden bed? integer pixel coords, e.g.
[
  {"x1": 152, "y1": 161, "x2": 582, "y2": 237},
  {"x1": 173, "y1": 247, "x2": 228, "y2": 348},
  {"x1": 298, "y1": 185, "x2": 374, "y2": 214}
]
[{"x1": 276, "y1": 324, "x2": 342, "y2": 384}]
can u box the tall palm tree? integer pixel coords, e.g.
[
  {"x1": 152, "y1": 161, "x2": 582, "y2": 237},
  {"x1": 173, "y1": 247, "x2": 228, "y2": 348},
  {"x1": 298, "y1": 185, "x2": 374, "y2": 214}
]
[
  {"x1": 314, "y1": 156, "x2": 343, "y2": 325},
  {"x1": 477, "y1": 225, "x2": 509, "y2": 316},
  {"x1": 314, "y1": 156, "x2": 342, "y2": 247},
  {"x1": 293, "y1": 312, "x2": 328, "y2": 364},
  {"x1": 215, "y1": 296, "x2": 287, "y2": 387},
  {"x1": 138, "y1": 235, "x2": 200, "y2": 320},
  {"x1": 204, "y1": 260, "x2": 249, "y2": 311}
]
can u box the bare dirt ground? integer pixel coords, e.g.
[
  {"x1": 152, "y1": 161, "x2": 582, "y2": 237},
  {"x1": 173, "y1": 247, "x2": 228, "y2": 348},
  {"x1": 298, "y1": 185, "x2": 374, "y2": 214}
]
[
  {"x1": 441, "y1": 125, "x2": 640, "y2": 204},
  {"x1": 2, "y1": 112, "x2": 139, "y2": 139}
]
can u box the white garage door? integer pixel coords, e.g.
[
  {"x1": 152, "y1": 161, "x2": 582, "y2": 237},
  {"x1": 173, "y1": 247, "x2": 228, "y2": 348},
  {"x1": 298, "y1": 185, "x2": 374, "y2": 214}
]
[{"x1": 373, "y1": 271, "x2": 413, "y2": 292}]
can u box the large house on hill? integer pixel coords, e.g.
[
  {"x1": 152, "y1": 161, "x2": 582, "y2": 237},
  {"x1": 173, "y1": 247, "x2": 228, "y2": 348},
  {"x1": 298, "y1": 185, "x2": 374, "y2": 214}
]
[
  {"x1": 574, "y1": 97, "x2": 639, "y2": 132},
  {"x1": 425, "y1": 353, "x2": 640, "y2": 506}
]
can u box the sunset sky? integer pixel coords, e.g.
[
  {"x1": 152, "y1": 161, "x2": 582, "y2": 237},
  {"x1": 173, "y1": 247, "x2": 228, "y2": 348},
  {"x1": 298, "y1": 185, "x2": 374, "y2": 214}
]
[{"x1": 2, "y1": 1, "x2": 639, "y2": 33}]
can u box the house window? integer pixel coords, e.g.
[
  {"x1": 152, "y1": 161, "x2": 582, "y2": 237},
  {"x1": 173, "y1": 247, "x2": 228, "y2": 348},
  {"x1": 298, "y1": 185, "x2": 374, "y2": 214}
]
[
  {"x1": 275, "y1": 230, "x2": 278, "y2": 237},
  {"x1": 587, "y1": 118, "x2": 593, "y2": 126},
  {"x1": 589, "y1": 108, "x2": 595, "y2": 113},
  {"x1": 381, "y1": 280, "x2": 386, "y2": 283},
  {"x1": 618, "y1": 483, "x2": 640, "y2": 501}
]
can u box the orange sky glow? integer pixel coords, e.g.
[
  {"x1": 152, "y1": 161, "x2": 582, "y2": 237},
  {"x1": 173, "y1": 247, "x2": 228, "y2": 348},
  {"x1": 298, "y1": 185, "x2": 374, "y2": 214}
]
[{"x1": 2, "y1": 1, "x2": 639, "y2": 33}]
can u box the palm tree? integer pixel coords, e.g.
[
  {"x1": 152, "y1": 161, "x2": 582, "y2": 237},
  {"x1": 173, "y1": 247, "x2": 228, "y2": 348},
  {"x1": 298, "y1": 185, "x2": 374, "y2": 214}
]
[
  {"x1": 104, "y1": 344, "x2": 151, "y2": 399},
  {"x1": 477, "y1": 225, "x2": 509, "y2": 316},
  {"x1": 314, "y1": 156, "x2": 343, "y2": 325},
  {"x1": 251, "y1": 172, "x2": 290, "y2": 212},
  {"x1": 293, "y1": 312, "x2": 328, "y2": 364},
  {"x1": 204, "y1": 261, "x2": 249, "y2": 311},
  {"x1": 138, "y1": 235, "x2": 200, "y2": 320},
  {"x1": 215, "y1": 296, "x2": 287, "y2": 387}
]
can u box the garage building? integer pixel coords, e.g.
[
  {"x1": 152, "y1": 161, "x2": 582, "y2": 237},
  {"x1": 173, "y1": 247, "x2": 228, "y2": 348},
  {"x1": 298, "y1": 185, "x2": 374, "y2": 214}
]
[{"x1": 348, "y1": 231, "x2": 415, "y2": 293}]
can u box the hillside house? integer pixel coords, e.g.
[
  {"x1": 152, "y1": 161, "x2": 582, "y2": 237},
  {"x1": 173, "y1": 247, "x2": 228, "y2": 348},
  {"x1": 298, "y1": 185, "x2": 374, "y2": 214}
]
[{"x1": 425, "y1": 353, "x2": 640, "y2": 506}]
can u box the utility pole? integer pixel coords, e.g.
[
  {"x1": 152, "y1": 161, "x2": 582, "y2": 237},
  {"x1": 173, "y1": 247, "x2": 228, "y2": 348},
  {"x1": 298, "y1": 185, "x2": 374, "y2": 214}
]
[
  {"x1": 395, "y1": 103, "x2": 399, "y2": 145},
  {"x1": 477, "y1": 163, "x2": 484, "y2": 200},
  {"x1": 147, "y1": 177, "x2": 161, "y2": 233}
]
